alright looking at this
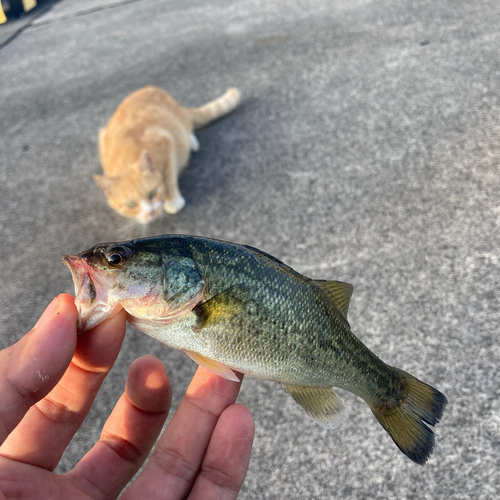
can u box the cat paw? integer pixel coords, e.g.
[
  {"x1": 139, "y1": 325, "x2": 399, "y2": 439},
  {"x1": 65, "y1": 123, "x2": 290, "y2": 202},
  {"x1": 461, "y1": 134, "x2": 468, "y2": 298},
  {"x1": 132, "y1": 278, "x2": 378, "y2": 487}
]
[
  {"x1": 164, "y1": 195, "x2": 186, "y2": 214},
  {"x1": 190, "y1": 133, "x2": 200, "y2": 152}
]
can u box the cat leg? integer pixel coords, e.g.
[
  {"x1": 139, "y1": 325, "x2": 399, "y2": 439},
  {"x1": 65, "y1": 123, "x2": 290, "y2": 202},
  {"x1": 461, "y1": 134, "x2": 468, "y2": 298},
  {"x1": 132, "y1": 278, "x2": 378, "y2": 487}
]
[
  {"x1": 162, "y1": 143, "x2": 186, "y2": 214},
  {"x1": 190, "y1": 133, "x2": 200, "y2": 152},
  {"x1": 144, "y1": 127, "x2": 187, "y2": 215},
  {"x1": 164, "y1": 195, "x2": 186, "y2": 214}
]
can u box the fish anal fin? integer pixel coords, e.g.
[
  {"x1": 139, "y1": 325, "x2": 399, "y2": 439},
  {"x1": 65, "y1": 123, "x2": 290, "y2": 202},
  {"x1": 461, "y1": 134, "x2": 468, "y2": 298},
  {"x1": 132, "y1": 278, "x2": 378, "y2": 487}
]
[
  {"x1": 313, "y1": 280, "x2": 353, "y2": 321},
  {"x1": 194, "y1": 283, "x2": 253, "y2": 330},
  {"x1": 184, "y1": 350, "x2": 240, "y2": 382},
  {"x1": 282, "y1": 383, "x2": 347, "y2": 429}
]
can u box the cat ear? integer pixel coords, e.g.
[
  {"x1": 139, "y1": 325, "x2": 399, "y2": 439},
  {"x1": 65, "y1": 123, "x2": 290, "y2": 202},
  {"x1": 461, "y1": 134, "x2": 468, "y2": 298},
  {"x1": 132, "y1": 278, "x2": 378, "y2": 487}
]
[
  {"x1": 139, "y1": 150, "x2": 156, "y2": 173},
  {"x1": 94, "y1": 174, "x2": 118, "y2": 195}
]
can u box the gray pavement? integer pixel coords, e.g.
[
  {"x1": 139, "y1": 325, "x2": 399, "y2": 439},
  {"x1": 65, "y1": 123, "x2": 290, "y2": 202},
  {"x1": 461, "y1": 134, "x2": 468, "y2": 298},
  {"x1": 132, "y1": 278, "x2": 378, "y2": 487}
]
[{"x1": 1, "y1": 0, "x2": 499, "y2": 498}]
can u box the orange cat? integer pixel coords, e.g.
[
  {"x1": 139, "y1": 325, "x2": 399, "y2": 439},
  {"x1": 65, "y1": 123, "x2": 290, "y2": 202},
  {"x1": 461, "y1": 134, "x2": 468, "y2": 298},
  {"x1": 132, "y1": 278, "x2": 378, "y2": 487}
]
[{"x1": 95, "y1": 86, "x2": 240, "y2": 224}]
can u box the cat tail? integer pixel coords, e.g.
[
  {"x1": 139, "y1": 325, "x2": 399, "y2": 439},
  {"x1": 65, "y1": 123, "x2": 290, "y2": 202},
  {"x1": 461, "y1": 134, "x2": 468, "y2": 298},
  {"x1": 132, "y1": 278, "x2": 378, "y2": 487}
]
[
  {"x1": 188, "y1": 88, "x2": 240, "y2": 129},
  {"x1": 369, "y1": 367, "x2": 447, "y2": 465}
]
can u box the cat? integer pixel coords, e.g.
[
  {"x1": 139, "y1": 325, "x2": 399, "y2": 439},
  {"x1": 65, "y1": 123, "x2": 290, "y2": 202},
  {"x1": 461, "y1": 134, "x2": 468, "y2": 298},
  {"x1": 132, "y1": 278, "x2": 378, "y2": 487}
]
[{"x1": 94, "y1": 86, "x2": 240, "y2": 224}]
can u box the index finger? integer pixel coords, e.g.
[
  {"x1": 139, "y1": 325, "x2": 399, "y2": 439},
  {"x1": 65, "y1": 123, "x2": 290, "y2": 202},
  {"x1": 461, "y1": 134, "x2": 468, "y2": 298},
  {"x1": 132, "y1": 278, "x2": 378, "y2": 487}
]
[{"x1": 0, "y1": 294, "x2": 78, "y2": 446}]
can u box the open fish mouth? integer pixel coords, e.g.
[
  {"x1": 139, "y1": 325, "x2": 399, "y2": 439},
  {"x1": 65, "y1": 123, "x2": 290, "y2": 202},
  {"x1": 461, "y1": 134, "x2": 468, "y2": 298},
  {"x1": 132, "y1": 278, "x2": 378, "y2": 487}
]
[{"x1": 62, "y1": 254, "x2": 120, "y2": 332}]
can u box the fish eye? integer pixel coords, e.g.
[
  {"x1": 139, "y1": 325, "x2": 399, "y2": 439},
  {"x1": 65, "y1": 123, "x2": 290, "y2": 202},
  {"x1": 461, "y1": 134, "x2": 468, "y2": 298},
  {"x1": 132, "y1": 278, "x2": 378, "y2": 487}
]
[
  {"x1": 106, "y1": 253, "x2": 123, "y2": 266},
  {"x1": 127, "y1": 201, "x2": 138, "y2": 208},
  {"x1": 104, "y1": 245, "x2": 131, "y2": 267},
  {"x1": 148, "y1": 189, "x2": 158, "y2": 200}
]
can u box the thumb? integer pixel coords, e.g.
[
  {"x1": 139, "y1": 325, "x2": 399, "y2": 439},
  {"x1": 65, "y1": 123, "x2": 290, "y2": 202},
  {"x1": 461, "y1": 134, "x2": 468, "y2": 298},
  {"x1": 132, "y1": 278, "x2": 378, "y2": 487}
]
[{"x1": 0, "y1": 294, "x2": 78, "y2": 445}]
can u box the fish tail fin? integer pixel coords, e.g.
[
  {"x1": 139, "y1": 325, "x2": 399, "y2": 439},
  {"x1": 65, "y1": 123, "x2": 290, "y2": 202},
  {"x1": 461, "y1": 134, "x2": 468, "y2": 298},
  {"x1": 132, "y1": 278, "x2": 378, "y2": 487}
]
[{"x1": 369, "y1": 367, "x2": 447, "y2": 465}]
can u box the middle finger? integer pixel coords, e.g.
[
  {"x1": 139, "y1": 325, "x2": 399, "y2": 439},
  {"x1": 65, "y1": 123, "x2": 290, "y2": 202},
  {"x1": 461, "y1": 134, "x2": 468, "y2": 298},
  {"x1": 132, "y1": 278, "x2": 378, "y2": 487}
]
[{"x1": 121, "y1": 366, "x2": 243, "y2": 500}]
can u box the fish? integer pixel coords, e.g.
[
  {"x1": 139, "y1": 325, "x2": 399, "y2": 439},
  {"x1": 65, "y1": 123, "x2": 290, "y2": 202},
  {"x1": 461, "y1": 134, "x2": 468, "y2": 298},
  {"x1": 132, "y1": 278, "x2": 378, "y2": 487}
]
[{"x1": 62, "y1": 234, "x2": 447, "y2": 464}]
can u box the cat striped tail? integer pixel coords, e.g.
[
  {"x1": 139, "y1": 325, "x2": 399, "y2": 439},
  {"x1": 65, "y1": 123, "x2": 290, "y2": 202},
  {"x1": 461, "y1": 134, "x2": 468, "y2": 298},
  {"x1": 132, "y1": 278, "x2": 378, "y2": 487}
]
[
  {"x1": 369, "y1": 367, "x2": 447, "y2": 465},
  {"x1": 188, "y1": 88, "x2": 240, "y2": 129}
]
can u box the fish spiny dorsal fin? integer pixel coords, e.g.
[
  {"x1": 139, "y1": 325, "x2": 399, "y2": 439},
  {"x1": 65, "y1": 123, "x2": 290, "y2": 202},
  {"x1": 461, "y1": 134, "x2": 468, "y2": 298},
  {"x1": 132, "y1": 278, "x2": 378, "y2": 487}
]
[{"x1": 313, "y1": 280, "x2": 353, "y2": 321}]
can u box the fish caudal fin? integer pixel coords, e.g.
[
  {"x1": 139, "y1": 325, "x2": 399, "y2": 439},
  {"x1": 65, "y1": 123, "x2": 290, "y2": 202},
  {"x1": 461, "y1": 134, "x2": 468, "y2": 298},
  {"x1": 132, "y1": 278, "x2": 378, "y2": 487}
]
[
  {"x1": 188, "y1": 88, "x2": 241, "y2": 129},
  {"x1": 369, "y1": 368, "x2": 447, "y2": 465},
  {"x1": 282, "y1": 384, "x2": 347, "y2": 429}
]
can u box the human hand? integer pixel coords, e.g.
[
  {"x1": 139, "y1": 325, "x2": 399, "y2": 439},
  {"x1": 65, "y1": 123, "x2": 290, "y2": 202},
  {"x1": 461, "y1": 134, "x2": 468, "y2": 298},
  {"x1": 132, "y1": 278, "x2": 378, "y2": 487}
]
[{"x1": 0, "y1": 294, "x2": 254, "y2": 500}]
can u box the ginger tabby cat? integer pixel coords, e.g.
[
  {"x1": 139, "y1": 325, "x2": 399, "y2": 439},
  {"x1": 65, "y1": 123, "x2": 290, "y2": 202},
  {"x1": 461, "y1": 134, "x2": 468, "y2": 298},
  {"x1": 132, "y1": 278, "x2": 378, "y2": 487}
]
[{"x1": 95, "y1": 86, "x2": 240, "y2": 224}]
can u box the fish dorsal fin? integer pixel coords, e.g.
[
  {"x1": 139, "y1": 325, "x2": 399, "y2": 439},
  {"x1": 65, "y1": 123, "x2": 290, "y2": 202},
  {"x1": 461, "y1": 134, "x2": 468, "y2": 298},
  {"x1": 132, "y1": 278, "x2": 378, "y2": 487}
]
[
  {"x1": 184, "y1": 350, "x2": 240, "y2": 382},
  {"x1": 282, "y1": 383, "x2": 347, "y2": 429},
  {"x1": 313, "y1": 280, "x2": 353, "y2": 321},
  {"x1": 194, "y1": 283, "x2": 252, "y2": 330}
]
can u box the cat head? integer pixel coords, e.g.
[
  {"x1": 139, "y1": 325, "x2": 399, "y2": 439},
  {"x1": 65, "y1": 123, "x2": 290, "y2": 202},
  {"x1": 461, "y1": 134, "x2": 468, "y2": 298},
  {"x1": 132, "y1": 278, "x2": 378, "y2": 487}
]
[{"x1": 94, "y1": 151, "x2": 165, "y2": 224}]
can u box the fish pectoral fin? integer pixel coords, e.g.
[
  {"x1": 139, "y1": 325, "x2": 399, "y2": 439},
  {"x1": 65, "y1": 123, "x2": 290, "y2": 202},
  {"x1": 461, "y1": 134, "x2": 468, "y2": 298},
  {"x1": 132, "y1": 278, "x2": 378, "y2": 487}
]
[
  {"x1": 184, "y1": 350, "x2": 240, "y2": 382},
  {"x1": 282, "y1": 383, "x2": 347, "y2": 429},
  {"x1": 194, "y1": 283, "x2": 254, "y2": 330},
  {"x1": 312, "y1": 279, "x2": 353, "y2": 323}
]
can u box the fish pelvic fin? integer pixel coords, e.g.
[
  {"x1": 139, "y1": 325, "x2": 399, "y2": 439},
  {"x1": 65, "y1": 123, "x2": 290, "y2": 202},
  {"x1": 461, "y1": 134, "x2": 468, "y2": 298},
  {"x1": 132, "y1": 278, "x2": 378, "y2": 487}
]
[
  {"x1": 184, "y1": 351, "x2": 240, "y2": 382},
  {"x1": 369, "y1": 367, "x2": 448, "y2": 465},
  {"x1": 312, "y1": 279, "x2": 353, "y2": 324},
  {"x1": 282, "y1": 383, "x2": 347, "y2": 429}
]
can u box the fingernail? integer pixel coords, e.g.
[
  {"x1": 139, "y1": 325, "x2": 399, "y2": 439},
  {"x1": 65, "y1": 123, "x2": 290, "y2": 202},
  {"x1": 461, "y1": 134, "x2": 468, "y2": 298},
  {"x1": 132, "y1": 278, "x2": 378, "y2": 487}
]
[{"x1": 32, "y1": 296, "x2": 61, "y2": 332}]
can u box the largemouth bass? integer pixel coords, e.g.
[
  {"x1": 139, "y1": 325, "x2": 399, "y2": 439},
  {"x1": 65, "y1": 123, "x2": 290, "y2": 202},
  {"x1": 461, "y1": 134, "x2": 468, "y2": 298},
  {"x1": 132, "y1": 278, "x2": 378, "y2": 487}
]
[{"x1": 62, "y1": 234, "x2": 447, "y2": 464}]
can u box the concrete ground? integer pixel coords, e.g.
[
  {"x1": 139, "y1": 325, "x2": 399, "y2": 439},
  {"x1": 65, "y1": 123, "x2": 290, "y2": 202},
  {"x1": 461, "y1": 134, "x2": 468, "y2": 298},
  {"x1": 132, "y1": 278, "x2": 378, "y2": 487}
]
[{"x1": 1, "y1": 0, "x2": 499, "y2": 498}]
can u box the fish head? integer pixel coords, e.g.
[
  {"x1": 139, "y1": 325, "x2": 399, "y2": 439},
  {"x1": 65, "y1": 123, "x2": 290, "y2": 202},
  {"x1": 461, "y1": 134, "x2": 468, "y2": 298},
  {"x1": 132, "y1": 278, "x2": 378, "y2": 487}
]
[{"x1": 62, "y1": 241, "x2": 205, "y2": 333}]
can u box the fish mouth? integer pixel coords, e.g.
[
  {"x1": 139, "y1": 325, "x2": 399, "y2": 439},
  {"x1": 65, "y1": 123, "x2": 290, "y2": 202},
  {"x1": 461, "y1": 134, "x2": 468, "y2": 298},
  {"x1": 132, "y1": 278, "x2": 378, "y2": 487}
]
[{"x1": 62, "y1": 254, "x2": 120, "y2": 333}]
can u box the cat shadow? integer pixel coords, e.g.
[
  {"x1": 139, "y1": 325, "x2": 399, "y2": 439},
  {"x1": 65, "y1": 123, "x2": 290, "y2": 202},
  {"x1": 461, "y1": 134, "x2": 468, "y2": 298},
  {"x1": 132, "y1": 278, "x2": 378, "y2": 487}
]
[{"x1": 178, "y1": 97, "x2": 259, "y2": 209}]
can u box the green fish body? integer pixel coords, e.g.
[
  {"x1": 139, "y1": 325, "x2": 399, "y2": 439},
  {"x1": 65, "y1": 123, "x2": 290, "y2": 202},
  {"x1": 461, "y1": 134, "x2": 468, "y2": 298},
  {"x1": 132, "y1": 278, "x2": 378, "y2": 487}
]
[{"x1": 63, "y1": 234, "x2": 447, "y2": 464}]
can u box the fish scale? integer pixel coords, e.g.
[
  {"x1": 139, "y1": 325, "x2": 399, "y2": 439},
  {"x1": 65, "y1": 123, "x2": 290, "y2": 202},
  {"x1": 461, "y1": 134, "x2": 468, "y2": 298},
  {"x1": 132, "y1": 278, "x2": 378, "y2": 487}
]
[{"x1": 63, "y1": 234, "x2": 447, "y2": 464}]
